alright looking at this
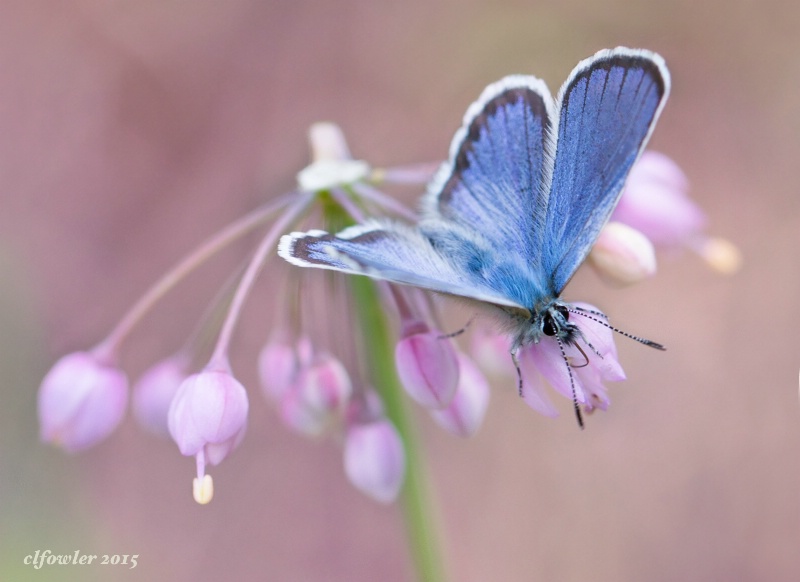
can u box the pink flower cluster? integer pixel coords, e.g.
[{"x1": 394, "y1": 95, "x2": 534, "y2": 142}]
[{"x1": 36, "y1": 123, "x2": 730, "y2": 505}]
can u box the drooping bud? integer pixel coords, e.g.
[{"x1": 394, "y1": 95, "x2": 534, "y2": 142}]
[
  {"x1": 394, "y1": 320, "x2": 459, "y2": 409},
  {"x1": 570, "y1": 303, "x2": 626, "y2": 384},
  {"x1": 430, "y1": 353, "x2": 490, "y2": 437},
  {"x1": 38, "y1": 351, "x2": 129, "y2": 452},
  {"x1": 132, "y1": 355, "x2": 188, "y2": 437},
  {"x1": 168, "y1": 366, "x2": 248, "y2": 503},
  {"x1": 521, "y1": 336, "x2": 587, "y2": 405},
  {"x1": 258, "y1": 338, "x2": 301, "y2": 402},
  {"x1": 589, "y1": 221, "x2": 657, "y2": 286},
  {"x1": 343, "y1": 419, "x2": 406, "y2": 504},
  {"x1": 279, "y1": 353, "x2": 352, "y2": 436}
]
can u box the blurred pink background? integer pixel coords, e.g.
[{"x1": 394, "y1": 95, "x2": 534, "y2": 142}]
[{"x1": 1, "y1": 1, "x2": 798, "y2": 581}]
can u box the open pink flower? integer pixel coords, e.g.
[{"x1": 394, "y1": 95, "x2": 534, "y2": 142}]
[
  {"x1": 279, "y1": 352, "x2": 353, "y2": 436},
  {"x1": 519, "y1": 303, "x2": 625, "y2": 418}
]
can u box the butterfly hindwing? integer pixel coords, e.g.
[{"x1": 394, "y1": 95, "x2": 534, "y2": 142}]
[
  {"x1": 279, "y1": 222, "x2": 529, "y2": 311},
  {"x1": 542, "y1": 48, "x2": 670, "y2": 294}
]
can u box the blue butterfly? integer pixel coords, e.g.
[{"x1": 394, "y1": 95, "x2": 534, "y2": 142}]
[{"x1": 279, "y1": 47, "x2": 670, "y2": 423}]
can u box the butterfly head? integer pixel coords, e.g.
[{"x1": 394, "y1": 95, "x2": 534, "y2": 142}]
[
  {"x1": 541, "y1": 303, "x2": 573, "y2": 339},
  {"x1": 510, "y1": 299, "x2": 581, "y2": 350}
]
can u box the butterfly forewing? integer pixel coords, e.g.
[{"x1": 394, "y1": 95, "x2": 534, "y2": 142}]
[
  {"x1": 542, "y1": 48, "x2": 670, "y2": 294},
  {"x1": 425, "y1": 76, "x2": 554, "y2": 271}
]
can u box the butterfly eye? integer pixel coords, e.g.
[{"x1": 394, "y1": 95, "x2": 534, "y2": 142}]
[
  {"x1": 542, "y1": 316, "x2": 557, "y2": 336},
  {"x1": 542, "y1": 306, "x2": 569, "y2": 337}
]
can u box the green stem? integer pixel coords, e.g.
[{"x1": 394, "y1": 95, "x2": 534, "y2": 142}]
[{"x1": 349, "y1": 276, "x2": 447, "y2": 582}]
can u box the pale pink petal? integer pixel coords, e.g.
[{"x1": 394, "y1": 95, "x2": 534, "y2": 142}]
[
  {"x1": 613, "y1": 151, "x2": 706, "y2": 248},
  {"x1": 168, "y1": 369, "x2": 248, "y2": 459},
  {"x1": 430, "y1": 353, "x2": 491, "y2": 437},
  {"x1": 395, "y1": 321, "x2": 459, "y2": 409},
  {"x1": 526, "y1": 341, "x2": 587, "y2": 404},
  {"x1": 470, "y1": 327, "x2": 516, "y2": 377},
  {"x1": 517, "y1": 347, "x2": 560, "y2": 418}
]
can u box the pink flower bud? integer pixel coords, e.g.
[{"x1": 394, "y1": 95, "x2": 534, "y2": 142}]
[
  {"x1": 613, "y1": 151, "x2": 706, "y2": 248},
  {"x1": 132, "y1": 356, "x2": 188, "y2": 437},
  {"x1": 38, "y1": 351, "x2": 129, "y2": 452},
  {"x1": 395, "y1": 320, "x2": 459, "y2": 409},
  {"x1": 343, "y1": 419, "x2": 405, "y2": 503},
  {"x1": 258, "y1": 340, "x2": 299, "y2": 402},
  {"x1": 589, "y1": 222, "x2": 657, "y2": 286},
  {"x1": 168, "y1": 368, "x2": 248, "y2": 469},
  {"x1": 279, "y1": 353, "x2": 352, "y2": 436},
  {"x1": 430, "y1": 353, "x2": 490, "y2": 437}
]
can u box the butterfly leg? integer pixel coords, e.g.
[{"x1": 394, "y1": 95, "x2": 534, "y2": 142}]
[
  {"x1": 555, "y1": 336, "x2": 585, "y2": 429},
  {"x1": 511, "y1": 348, "x2": 524, "y2": 398},
  {"x1": 437, "y1": 316, "x2": 475, "y2": 339}
]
